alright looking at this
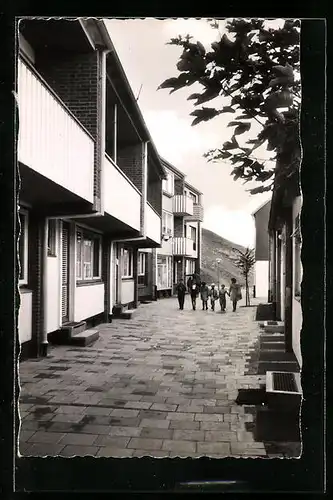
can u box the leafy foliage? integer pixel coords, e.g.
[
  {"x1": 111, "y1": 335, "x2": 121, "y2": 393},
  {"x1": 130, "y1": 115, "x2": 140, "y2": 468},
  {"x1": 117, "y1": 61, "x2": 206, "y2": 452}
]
[
  {"x1": 233, "y1": 247, "x2": 256, "y2": 305},
  {"x1": 158, "y1": 18, "x2": 301, "y2": 194}
]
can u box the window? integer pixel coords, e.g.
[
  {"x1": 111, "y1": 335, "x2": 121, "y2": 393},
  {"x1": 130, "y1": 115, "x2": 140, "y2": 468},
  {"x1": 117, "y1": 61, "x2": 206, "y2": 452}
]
[
  {"x1": 138, "y1": 252, "x2": 147, "y2": 286},
  {"x1": 162, "y1": 170, "x2": 174, "y2": 195},
  {"x1": 162, "y1": 211, "x2": 173, "y2": 236},
  {"x1": 18, "y1": 210, "x2": 28, "y2": 285},
  {"x1": 76, "y1": 229, "x2": 101, "y2": 281},
  {"x1": 47, "y1": 219, "x2": 57, "y2": 257},
  {"x1": 186, "y1": 259, "x2": 195, "y2": 276},
  {"x1": 293, "y1": 215, "x2": 302, "y2": 298},
  {"x1": 122, "y1": 248, "x2": 133, "y2": 278},
  {"x1": 187, "y1": 191, "x2": 197, "y2": 203},
  {"x1": 190, "y1": 226, "x2": 197, "y2": 250},
  {"x1": 157, "y1": 255, "x2": 173, "y2": 289},
  {"x1": 138, "y1": 252, "x2": 145, "y2": 276}
]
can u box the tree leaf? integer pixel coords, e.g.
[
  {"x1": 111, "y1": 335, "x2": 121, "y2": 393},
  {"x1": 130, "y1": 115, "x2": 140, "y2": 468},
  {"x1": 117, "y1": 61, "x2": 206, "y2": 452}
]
[
  {"x1": 158, "y1": 77, "x2": 181, "y2": 90},
  {"x1": 227, "y1": 121, "x2": 241, "y2": 127},
  {"x1": 221, "y1": 106, "x2": 236, "y2": 113},
  {"x1": 234, "y1": 122, "x2": 251, "y2": 135}
]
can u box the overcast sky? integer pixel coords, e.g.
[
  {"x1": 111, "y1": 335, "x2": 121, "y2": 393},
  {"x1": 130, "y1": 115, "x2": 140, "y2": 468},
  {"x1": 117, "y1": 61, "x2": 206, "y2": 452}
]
[{"x1": 105, "y1": 18, "x2": 274, "y2": 246}]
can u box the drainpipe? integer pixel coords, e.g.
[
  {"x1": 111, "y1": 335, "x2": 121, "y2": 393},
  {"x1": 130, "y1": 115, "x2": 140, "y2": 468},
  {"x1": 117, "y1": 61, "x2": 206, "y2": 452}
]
[{"x1": 40, "y1": 218, "x2": 49, "y2": 357}]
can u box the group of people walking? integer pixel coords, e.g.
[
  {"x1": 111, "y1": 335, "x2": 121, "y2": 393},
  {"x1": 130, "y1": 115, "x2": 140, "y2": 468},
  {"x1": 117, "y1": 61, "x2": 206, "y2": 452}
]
[{"x1": 176, "y1": 274, "x2": 242, "y2": 313}]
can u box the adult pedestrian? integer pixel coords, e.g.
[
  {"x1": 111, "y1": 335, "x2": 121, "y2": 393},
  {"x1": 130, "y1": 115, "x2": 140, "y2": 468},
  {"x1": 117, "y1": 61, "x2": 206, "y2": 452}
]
[
  {"x1": 200, "y1": 281, "x2": 209, "y2": 310},
  {"x1": 219, "y1": 284, "x2": 229, "y2": 312},
  {"x1": 176, "y1": 278, "x2": 186, "y2": 310},
  {"x1": 209, "y1": 283, "x2": 218, "y2": 311},
  {"x1": 190, "y1": 282, "x2": 199, "y2": 310},
  {"x1": 229, "y1": 278, "x2": 242, "y2": 312}
]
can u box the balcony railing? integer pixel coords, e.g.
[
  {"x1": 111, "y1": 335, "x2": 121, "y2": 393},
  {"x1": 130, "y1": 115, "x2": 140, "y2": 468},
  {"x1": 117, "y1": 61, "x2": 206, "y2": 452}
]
[
  {"x1": 184, "y1": 203, "x2": 204, "y2": 222},
  {"x1": 17, "y1": 58, "x2": 94, "y2": 203},
  {"x1": 173, "y1": 237, "x2": 197, "y2": 257},
  {"x1": 104, "y1": 154, "x2": 141, "y2": 231},
  {"x1": 173, "y1": 195, "x2": 194, "y2": 216}
]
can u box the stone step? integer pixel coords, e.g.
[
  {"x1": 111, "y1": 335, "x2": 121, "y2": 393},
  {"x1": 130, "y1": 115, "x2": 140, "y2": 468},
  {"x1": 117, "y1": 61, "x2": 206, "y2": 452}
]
[
  {"x1": 260, "y1": 334, "x2": 285, "y2": 343},
  {"x1": 262, "y1": 321, "x2": 284, "y2": 333},
  {"x1": 259, "y1": 350, "x2": 297, "y2": 362},
  {"x1": 48, "y1": 321, "x2": 87, "y2": 344},
  {"x1": 120, "y1": 309, "x2": 136, "y2": 320},
  {"x1": 257, "y1": 360, "x2": 300, "y2": 375},
  {"x1": 260, "y1": 341, "x2": 285, "y2": 351},
  {"x1": 70, "y1": 329, "x2": 99, "y2": 347}
]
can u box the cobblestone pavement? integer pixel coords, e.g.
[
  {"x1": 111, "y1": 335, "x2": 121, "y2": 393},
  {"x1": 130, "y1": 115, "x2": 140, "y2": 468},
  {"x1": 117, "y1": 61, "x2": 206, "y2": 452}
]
[{"x1": 19, "y1": 295, "x2": 276, "y2": 458}]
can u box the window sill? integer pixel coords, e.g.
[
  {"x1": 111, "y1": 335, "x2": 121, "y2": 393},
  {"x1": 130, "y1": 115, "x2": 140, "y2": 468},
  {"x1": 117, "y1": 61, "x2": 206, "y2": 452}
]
[
  {"x1": 76, "y1": 279, "x2": 103, "y2": 287},
  {"x1": 19, "y1": 286, "x2": 32, "y2": 294},
  {"x1": 47, "y1": 253, "x2": 57, "y2": 258},
  {"x1": 122, "y1": 276, "x2": 134, "y2": 281},
  {"x1": 162, "y1": 191, "x2": 173, "y2": 198}
]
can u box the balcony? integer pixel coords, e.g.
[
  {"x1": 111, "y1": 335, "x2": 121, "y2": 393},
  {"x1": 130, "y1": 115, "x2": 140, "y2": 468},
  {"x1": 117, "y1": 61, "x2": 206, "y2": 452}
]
[
  {"x1": 184, "y1": 203, "x2": 204, "y2": 222},
  {"x1": 173, "y1": 195, "x2": 194, "y2": 216},
  {"x1": 17, "y1": 58, "x2": 94, "y2": 203},
  {"x1": 173, "y1": 237, "x2": 197, "y2": 258},
  {"x1": 104, "y1": 154, "x2": 141, "y2": 231},
  {"x1": 146, "y1": 203, "x2": 161, "y2": 245}
]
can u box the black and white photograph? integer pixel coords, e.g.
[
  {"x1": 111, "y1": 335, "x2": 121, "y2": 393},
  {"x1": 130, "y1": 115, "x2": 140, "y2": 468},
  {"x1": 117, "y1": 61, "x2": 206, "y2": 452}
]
[{"x1": 13, "y1": 15, "x2": 323, "y2": 471}]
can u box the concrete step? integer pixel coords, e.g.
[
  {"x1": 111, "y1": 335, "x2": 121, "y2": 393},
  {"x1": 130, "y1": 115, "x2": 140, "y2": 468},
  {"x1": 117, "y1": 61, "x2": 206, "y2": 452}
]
[
  {"x1": 260, "y1": 350, "x2": 297, "y2": 362},
  {"x1": 70, "y1": 329, "x2": 99, "y2": 347},
  {"x1": 260, "y1": 341, "x2": 285, "y2": 351},
  {"x1": 262, "y1": 321, "x2": 284, "y2": 333},
  {"x1": 260, "y1": 334, "x2": 285, "y2": 343},
  {"x1": 258, "y1": 360, "x2": 300, "y2": 375},
  {"x1": 120, "y1": 309, "x2": 136, "y2": 320},
  {"x1": 48, "y1": 321, "x2": 87, "y2": 344}
]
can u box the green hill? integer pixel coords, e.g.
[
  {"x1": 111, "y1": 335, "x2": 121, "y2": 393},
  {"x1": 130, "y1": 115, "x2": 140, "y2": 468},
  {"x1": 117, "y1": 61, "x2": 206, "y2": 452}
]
[{"x1": 200, "y1": 228, "x2": 254, "y2": 287}]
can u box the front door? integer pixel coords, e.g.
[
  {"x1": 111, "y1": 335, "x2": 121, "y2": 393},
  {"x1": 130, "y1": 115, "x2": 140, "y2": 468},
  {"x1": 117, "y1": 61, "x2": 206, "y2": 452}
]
[
  {"x1": 113, "y1": 243, "x2": 119, "y2": 305},
  {"x1": 61, "y1": 222, "x2": 70, "y2": 324}
]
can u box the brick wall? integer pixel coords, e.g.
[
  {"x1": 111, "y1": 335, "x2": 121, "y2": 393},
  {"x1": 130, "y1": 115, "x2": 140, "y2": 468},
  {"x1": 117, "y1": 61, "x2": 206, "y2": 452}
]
[
  {"x1": 117, "y1": 143, "x2": 143, "y2": 192},
  {"x1": 174, "y1": 217, "x2": 184, "y2": 238},
  {"x1": 147, "y1": 178, "x2": 162, "y2": 216},
  {"x1": 35, "y1": 50, "x2": 99, "y2": 139}
]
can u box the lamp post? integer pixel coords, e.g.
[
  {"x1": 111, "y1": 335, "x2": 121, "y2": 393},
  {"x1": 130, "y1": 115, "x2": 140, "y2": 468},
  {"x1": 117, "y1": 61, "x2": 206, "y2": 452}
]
[{"x1": 216, "y1": 258, "x2": 221, "y2": 286}]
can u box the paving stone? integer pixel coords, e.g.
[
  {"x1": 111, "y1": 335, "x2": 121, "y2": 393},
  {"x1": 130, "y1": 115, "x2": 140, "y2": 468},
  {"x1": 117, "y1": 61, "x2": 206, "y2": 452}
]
[
  {"x1": 140, "y1": 428, "x2": 173, "y2": 439},
  {"x1": 109, "y1": 417, "x2": 140, "y2": 427},
  {"x1": 150, "y1": 402, "x2": 178, "y2": 412},
  {"x1": 111, "y1": 409, "x2": 139, "y2": 418},
  {"x1": 60, "y1": 445, "x2": 100, "y2": 457},
  {"x1": 84, "y1": 407, "x2": 113, "y2": 416},
  {"x1": 94, "y1": 435, "x2": 130, "y2": 447},
  {"x1": 19, "y1": 430, "x2": 36, "y2": 442},
  {"x1": 55, "y1": 405, "x2": 87, "y2": 414},
  {"x1": 200, "y1": 421, "x2": 231, "y2": 431},
  {"x1": 194, "y1": 413, "x2": 224, "y2": 422},
  {"x1": 173, "y1": 430, "x2": 205, "y2": 442},
  {"x1": 27, "y1": 431, "x2": 65, "y2": 444},
  {"x1": 203, "y1": 406, "x2": 231, "y2": 414},
  {"x1": 128, "y1": 437, "x2": 164, "y2": 450},
  {"x1": 124, "y1": 401, "x2": 152, "y2": 410},
  {"x1": 204, "y1": 430, "x2": 237, "y2": 442},
  {"x1": 59, "y1": 433, "x2": 98, "y2": 446},
  {"x1": 162, "y1": 439, "x2": 196, "y2": 454},
  {"x1": 166, "y1": 412, "x2": 195, "y2": 421},
  {"x1": 132, "y1": 449, "x2": 169, "y2": 458},
  {"x1": 51, "y1": 414, "x2": 84, "y2": 423},
  {"x1": 140, "y1": 419, "x2": 170, "y2": 429},
  {"x1": 96, "y1": 447, "x2": 134, "y2": 457},
  {"x1": 78, "y1": 425, "x2": 111, "y2": 435},
  {"x1": 139, "y1": 410, "x2": 168, "y2": 420},
  {"x1": 109, "y1": 426, "x2": 141, "y2": 437},
  {"x1": 197, "y1": 442, "x2": 231, "y2": 455},
  {"x1": 177, "y1": 405, "x2": 204, "y2": 413},
  {"x1": 23, "y1": 443, "x2": 65, "y2": 456}
]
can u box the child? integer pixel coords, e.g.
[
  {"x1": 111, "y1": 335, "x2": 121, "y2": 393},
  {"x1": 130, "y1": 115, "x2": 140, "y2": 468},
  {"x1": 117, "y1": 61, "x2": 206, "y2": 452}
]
[
  {"x1": 229, "y1": 278, "x2": 242, "y2": 312},
  {"x1": 219, "y1": 284, "x2": 229, "y2": 312},
  {"x1": 209, "y1": 283, "x2": 218, "y2": 311},
  {"x1": 190, "y1": 282, "x2": 199, "y2": 310},
  {"x1": 176, "y1": 278, "x2": 186, "y2": 310},
  {"x1": 200, "y1": 281, "x2": 209, "y2": 310}
]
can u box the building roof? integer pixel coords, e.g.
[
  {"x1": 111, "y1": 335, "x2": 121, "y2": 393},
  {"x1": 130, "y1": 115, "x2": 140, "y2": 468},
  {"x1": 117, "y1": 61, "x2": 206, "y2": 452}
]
[
  {"x1": 160, "y1": 157, "x2": 185, "y2": 179},
  {"x1": 184, "y1": 180, "x2": 203, "y2": 196}
]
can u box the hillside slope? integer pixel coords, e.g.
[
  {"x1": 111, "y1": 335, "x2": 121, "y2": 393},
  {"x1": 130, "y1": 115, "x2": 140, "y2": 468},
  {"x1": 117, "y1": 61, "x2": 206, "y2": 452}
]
[{"x1": 200, "y1": 228, "x2": 254, "y2": 287}]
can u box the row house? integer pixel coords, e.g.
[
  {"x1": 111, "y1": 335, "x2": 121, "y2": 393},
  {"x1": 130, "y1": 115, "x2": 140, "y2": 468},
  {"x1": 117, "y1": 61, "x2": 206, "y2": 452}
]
[
  {"x1": 138, "y1": 159, "x2": 204, "y2": 301},
  {"x1": 17, "y1": 18, "x2": 166, "y2": 358},
  {"x1": 252, "y1": 199, "x2": 271, "y2": 300},
  {"x1": 268, "y1": 175, "x2": 302, "y2": 370}
]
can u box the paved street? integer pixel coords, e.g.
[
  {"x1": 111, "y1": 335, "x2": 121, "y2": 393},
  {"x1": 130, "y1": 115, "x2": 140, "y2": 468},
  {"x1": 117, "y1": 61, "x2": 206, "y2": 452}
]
[{"x1": 19, "y1": 295, "x2": 274, "y2": 458}]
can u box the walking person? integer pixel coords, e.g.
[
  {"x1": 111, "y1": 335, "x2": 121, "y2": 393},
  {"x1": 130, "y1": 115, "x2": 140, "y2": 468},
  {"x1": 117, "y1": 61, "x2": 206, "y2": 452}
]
[
  {"x1": 209, "y1": 283, "x2": 218, "y2": 311},
  {"x1": 219, "y1": 284, "x2": 229, "y2": 312},
  {"x1": 229, "y1": 278, "x2": 242, "y2": 312},
  {"x1": 190, "y1": 282, "x2": 199, "y2": 310},
  {"x1": 200, "y1": 281, "x2": 209, "y2": 310},
  {"x1": 176, "y1": 278, "x2": 186, "y2": 310}
]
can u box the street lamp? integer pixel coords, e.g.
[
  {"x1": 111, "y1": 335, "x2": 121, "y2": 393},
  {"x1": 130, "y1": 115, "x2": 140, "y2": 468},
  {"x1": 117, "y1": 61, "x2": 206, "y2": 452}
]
[{"x1": 216, "y1": 258, "x2": 221, "y2": 286}]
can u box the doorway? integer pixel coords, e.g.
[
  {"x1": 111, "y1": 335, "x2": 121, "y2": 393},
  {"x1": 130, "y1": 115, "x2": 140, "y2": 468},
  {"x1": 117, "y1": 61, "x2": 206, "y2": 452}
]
[{"x1": 61, "y1": 221, "x2": 70, "y2": 324}]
